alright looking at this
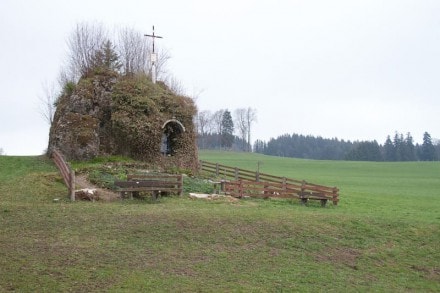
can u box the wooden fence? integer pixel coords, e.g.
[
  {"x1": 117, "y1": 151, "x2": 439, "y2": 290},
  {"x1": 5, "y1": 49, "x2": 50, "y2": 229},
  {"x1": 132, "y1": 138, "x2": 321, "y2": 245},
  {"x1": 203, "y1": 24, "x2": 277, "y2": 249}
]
[
  {"x1": 51, "y1": 149, "x2": 75, "y2": 201},
  {"x1": 200, "y1": 160, "x2": 339, "y2": 205}
]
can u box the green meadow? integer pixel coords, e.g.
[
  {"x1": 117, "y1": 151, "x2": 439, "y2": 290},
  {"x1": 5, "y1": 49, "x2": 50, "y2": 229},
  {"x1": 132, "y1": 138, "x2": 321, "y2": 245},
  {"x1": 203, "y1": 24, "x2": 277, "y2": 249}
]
[{"x1": 0, "y1": 152, "x2": 439, "y2": 292}]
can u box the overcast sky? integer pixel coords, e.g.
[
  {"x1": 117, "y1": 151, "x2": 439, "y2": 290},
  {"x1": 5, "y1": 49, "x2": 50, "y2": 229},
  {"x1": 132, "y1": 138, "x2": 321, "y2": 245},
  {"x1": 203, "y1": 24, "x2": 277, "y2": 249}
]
[{"x1": 1, "y1": 0, "x2": 439, "y2": 155}]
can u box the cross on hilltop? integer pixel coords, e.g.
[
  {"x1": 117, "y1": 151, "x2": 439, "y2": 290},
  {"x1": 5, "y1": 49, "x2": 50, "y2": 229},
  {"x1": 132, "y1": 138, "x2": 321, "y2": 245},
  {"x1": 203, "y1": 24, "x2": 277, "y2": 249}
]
[{"x1": 145, "y1": 26, "x2": 163, "y2": 84}]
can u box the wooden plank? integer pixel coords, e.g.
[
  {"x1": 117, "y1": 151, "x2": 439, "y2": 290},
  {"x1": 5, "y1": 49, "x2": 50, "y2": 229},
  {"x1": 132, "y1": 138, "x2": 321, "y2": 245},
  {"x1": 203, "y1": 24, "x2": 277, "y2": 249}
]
[
  {"x1": 128, "y1": 174, "x2": 181, "y2": 180},
  {"x1": 117, "y1": 187, "x2": 181, "y2": 192},
  {"x1": 115, "y1": 181, "x2": 181, "y2": 188},
  {"x1": 52, "y1": 149, "x2": 75, "y2": 201}
]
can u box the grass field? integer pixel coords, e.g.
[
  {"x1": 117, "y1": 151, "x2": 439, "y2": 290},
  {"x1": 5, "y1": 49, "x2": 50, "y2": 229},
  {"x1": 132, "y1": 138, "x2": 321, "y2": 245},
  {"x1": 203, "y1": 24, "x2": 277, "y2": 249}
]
[{"x1": 0, "y1": 152, "x2": 439, "y2": 292}]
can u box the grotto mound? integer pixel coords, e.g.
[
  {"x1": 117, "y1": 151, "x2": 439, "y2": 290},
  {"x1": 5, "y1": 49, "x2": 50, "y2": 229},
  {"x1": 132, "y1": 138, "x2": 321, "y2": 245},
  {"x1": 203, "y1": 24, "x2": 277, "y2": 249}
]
[{"x1": 48, "y1": 72, "x2": 198, "y2": 171}]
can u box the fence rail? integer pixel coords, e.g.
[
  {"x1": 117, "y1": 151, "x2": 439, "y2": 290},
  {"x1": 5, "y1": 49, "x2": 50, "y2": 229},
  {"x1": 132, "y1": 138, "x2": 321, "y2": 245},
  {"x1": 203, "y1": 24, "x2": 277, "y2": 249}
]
[
  {"x1": 200, "y1": 160, "x2": 339, "y2": 205},
  {"x1": 51, "y1": 149, "x2": 75, "y2": 201}
]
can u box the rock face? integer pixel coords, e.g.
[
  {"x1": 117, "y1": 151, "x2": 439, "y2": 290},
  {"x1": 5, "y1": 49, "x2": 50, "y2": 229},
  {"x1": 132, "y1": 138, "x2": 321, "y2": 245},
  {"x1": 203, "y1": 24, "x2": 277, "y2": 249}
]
[
  {"x1": 49, "y1": 74, "x2": 115, "y2": 160},
  {"x1": 48, "y1": 73, "x2": 199, "y2": 171}
]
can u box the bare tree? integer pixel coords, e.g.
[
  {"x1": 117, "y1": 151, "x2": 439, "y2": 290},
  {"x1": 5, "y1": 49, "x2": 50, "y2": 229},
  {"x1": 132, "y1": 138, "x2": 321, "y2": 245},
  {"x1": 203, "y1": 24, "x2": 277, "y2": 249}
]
[
  {"x1": 0, "y1": 148, "x2": 4, "y2": 156},
  {"x1": 117, "y1": 27, "x2": 149, "y2": 75},
  {"x1": 65, "y1": 22, "x2": 172, "y2": 83},
  {"x1": 67, "y1": 22, "x2": 108, "y2": 79},
  {"x1": 245, "y1": 107, "x2": 257, "y2": 152},
  {"x1": 212, "y1": 109, "x2": 225, "y2": 148},
  {"x1": 198, "y1": 110, "x2": 212, "y2": 135},
  {"x1": 57, "y1": 67, "x2": 76, "y2": 90},
  {"x1": 188, "y1": 86, "x2": 204, "y2": 103},
  {"x1": 38, "y1": 81, "x2": 58, "y2": 125},
  {"x1": 163, "y1": 74, "x2": 186, "y2": 95},
  {"x1": 234, "y1": 108, "x2": 248, "y2": 151},
  {"x1": 196, "y1": 110, "x2": 212, "y2": 149},
  {"x1": 233, "y1": 107, "x2": 256, "y2": 152},
  {"x1": 117, "y1": 26, "x2": 170, "y2": 80},
  {"x1": 212, "y1": 109, "x2": 225, "y2": 135},
  {"x1": 153, "y1": 47, "x2": 171, "y2": 81}
]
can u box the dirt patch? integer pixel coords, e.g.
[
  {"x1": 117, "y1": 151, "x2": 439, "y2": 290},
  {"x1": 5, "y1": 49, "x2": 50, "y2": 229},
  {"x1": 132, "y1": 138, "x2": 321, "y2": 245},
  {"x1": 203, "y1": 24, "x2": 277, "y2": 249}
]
[
  {"x1": 75, "y1": 174, "x2": 120, "y2": 201},
  {"x1": 315, "y1": 247, "x2": 361, "y2": 270},
  {"x1": 411, "y1": 265, "x2": 440, "y2": 281}
]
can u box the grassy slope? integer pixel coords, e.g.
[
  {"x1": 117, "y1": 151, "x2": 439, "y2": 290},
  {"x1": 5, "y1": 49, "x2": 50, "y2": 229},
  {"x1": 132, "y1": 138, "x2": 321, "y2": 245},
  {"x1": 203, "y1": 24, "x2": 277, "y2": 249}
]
[{"x1": 0, "y1": 153, "x2": 439, "y2": 292}]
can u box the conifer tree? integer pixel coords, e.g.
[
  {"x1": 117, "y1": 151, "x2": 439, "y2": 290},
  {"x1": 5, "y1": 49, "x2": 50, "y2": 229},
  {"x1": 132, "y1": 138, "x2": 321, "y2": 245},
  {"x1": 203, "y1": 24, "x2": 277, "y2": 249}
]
[
  {"x1": 421, "y1": 132, "x2": 436, "y2": 161},
  {"x1": 221, "y1": 110, "x2": 234, "y2": 149},
  {"x1": 404, "y1": 132, "x2": 416, "y2": 161},
  {"x1": 383, "y1": 135, "x2": 395, "y2": 161},
  {"x1": 91, "y1": 40, "x2": 121, "y2": 74}
]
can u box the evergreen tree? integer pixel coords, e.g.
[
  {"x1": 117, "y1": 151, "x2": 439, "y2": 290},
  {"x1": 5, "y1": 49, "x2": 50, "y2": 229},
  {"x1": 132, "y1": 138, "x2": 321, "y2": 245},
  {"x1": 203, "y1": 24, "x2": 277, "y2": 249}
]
[
  {"x1": 221, "y1": 110, "x2": 234, "y2": 149},
  {"x1": 253, "y1": 139, "x2": 266, "y2": 153},
  {"x1": 383, "y1": 135, "x2": 395, "y2": 161},
  {"x1": 421, "y1": 132, "x2": 436, "y2": 161},
  {"x1": 435, "y1": 142, "x2": 440, "y2": 160},
  {"x1": 393, "y1": 133, "x2": 404, "y2": 161},
  {"x1": 345, "y1": 141, "x2": 382, "y2": 161},
  {"x1": 91, "y1": 40, "x2": 121, "y2": 74},
  {"x1": 403, "y1": 132, "x2": 416, "y2": 161}
]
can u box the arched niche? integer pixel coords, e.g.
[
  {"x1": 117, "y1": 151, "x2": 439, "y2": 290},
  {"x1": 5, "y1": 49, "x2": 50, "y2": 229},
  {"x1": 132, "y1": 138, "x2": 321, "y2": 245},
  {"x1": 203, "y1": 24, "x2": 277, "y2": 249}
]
[{"x1": 161, "y1": 118, "x2": 185, "y2": 156}]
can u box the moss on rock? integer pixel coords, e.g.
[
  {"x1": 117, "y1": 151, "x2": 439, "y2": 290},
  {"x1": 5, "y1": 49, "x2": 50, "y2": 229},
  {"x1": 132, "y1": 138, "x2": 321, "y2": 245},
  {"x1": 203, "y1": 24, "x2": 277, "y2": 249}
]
[{"x1": 48, "y1": 73, "x2": 198, "y2": 171}]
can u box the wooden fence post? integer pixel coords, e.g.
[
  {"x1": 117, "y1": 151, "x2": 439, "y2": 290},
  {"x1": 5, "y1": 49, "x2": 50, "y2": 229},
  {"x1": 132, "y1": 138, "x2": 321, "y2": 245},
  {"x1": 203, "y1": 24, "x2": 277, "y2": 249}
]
[
  {"x1": 179, "y1": 174, "x2": 184, "y2": 196},
  {"x1": 263, "y1": 184, "x2": 269, "y2": 199},
  {"x1": 332, "y1": 187, "x2": 338, "y2": 205},
  {"x1": 234, "y1": 167, "x2": 239, "y2": 180},
  {"x1": 215, "y1": 163, "x2": 219, "y2": 177},
  {"x1": 300, "y1": 180, "x2": 307, "y2": 205},
  {"x1": 70, "y1": 171, "x2": 75, "y2": 201}
]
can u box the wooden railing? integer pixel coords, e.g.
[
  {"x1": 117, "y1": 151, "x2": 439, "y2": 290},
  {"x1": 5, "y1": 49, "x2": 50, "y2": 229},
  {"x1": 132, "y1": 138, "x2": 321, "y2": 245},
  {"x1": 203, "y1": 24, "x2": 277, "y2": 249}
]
[
  {"x1": 199, "y1": 160, "x2": 339, "y2": 205},
  {"x1": 51, "y1": 149, "x2": 75, "y2": 201}
]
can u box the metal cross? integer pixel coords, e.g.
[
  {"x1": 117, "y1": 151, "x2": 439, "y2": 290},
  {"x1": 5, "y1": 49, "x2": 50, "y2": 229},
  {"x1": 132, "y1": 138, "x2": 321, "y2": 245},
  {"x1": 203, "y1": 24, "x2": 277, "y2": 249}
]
[{"x1": 144, "y1": 25, "x2": 163, "y2": 54}]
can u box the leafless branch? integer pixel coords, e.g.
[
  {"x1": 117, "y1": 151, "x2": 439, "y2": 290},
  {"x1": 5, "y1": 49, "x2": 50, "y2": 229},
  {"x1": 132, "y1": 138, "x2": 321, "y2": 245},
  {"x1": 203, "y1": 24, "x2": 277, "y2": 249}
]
[{"x1": 38, "y1": 81, "x2": 58, "y2": 125}]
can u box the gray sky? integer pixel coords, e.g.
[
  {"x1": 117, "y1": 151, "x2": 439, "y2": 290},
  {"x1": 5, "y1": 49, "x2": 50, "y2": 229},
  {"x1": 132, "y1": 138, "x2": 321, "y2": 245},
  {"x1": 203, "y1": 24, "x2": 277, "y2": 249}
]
[{"x1": 1, "y1": 0, "x2": 439, "y2": 155}]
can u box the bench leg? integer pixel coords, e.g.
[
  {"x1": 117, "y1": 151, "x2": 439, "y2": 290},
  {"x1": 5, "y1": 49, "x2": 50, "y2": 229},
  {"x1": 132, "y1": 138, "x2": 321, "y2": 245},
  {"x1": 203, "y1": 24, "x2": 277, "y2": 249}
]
[
  {"x1": 320, "y1": 199, "x2": 328, "y2": 207},
  {"x1": 152, "y1": 191, "x2": 160, "y2": 200}
]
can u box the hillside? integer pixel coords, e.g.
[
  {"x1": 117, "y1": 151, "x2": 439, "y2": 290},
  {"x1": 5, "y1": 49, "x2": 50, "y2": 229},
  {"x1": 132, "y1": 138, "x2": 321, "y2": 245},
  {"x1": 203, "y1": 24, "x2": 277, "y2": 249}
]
[{"x1": 1, "y1": 154, "x2": 439, "y2": 291}]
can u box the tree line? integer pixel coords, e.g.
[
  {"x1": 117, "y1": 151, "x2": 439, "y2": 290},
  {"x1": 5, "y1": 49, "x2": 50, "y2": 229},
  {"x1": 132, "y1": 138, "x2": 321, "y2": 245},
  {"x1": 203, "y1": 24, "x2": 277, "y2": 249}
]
[
  {"x1": 252, "y1": 131, "x2": 439, "y2": 161},
  {"x1": 195, "y1": 107, "x2": 439, "y2": 162},
  {"x1": 196, "y1": 108, "x2": 257, "y2": 151}
]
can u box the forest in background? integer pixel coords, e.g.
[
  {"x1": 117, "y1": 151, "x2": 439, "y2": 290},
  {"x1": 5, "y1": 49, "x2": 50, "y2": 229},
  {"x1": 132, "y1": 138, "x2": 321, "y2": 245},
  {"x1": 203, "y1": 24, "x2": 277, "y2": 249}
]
[
  {"x1": 197, "y1": 130, "x2": 440, "y2": 162},
  {"x1": 195, "y1": 107, "x2": 439, "y2": 162}
]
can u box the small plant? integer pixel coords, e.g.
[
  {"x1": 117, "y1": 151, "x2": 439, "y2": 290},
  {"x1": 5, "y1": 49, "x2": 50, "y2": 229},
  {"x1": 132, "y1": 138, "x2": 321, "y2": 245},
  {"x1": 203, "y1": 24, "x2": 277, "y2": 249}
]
[
  {"x1": 88, "y1": 169, "x2": 118, "y2": 189},
  {"x1": 166, "y1": 166, "x2": 193, "y2": 176},
  {"x1": 183, "y1": 176, "x2": 214, "y2": 194},
  {"x1": 63, "y1": 81, "x2": 76, "y2": 96}
]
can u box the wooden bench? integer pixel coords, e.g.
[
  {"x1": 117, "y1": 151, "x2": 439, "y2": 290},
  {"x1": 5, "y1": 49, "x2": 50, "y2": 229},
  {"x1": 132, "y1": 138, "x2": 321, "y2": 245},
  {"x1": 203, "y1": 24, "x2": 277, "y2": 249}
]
[
  {"x1": 298, "y1": 191, "x2": 331, "y2": 207},
  {"x1": 114, "y1": 174, "x2": 183, "y2": 199}
]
